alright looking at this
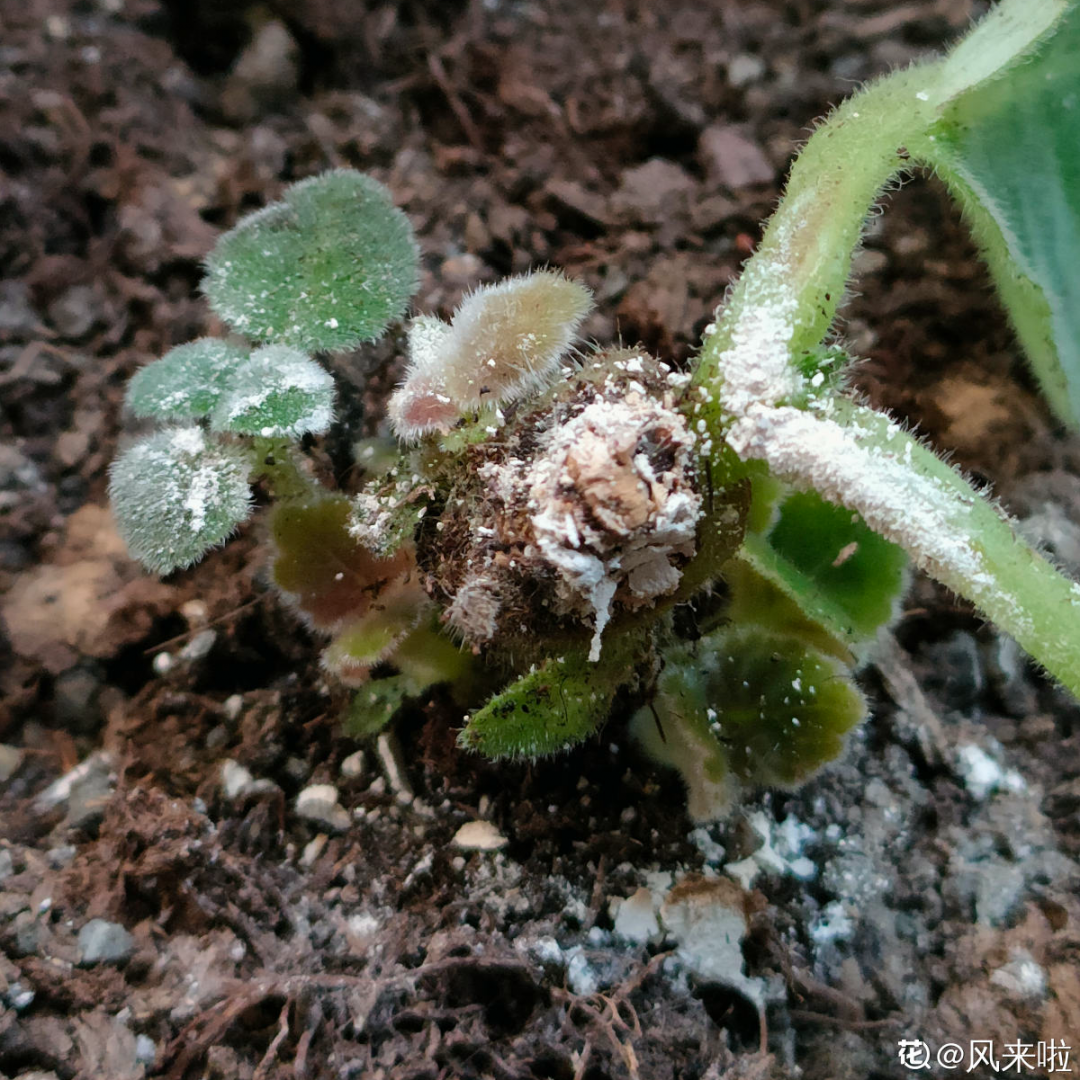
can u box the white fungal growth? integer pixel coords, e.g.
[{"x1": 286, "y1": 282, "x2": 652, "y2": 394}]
[
  {"x1": 211, "y1": 344, "x2": 335, "y2": 438},
  {"x1": 445, "y1": 575, "x2": 502, "y2": 642},
  {"x1": 406, "y1": 314, "x2": 455, "y2": 373},
  {"x1": 109, "y1": 426, "x2": 253, "y2": 574},
  {"x1": 388, "y1": 271, "x2": 594, "y2": 440},
  {"x1": 524, "y1": 395, "x2": 701, "y2": 660},
  {"x1": 726, "y1": 403, "x2": 995, "y2": 590}
]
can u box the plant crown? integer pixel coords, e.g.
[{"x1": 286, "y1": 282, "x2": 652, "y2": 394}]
[{"x1": 110, "y1": 0, "x2": 1080, "y2": 819}]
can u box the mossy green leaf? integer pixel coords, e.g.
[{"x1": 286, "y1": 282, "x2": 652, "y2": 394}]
[
  {"x1": 459, "y1": 638, "x2": 644, "y2": 760},
  {"x1": 631, "y1": 626, "x2": 866, "y2": 820},
  {"x1": 203, "y1": 169, "x2": 419, "y2": 353},
  {"x1": 735, "y1": 490, "x2": 907, "y2": 655},
  {"x1": 126, "y1": 339, "x2": 250, "y2": 421},
  {"x1": 109, "y1": 427, "x2": 253, "y2": 574},
  {"x1": 211, "y1": 345, "x2": 335, "y2": 438}
]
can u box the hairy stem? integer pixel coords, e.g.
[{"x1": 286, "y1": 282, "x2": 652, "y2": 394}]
[
  {"x1": 793, "y1": 402, "x2": 1080, "y2": 695},
  {"x1": 688, "y1": 0, "x2": 1080, "y2": 694},
  {"x1": 691, "y1": 63, "x2": 940, "y2": 420},
  {"x1": 251, "y1": 437, "x2": 319, "y2": 500},
  {"x1": 693, "y1": 0, "x2": 1067, "y2": 424}
]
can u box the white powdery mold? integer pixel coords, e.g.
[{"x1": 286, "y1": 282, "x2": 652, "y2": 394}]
[
  {"x1": 211, "y1": 344, "x2": 335, "y2": 438},
  {"x1": 716, "y1": 291, "x2": 802, "y2": 417},
  {"x1": 712, "y1": 208, "x2": 808, "y2": 418},
  {"x1": 444, "y1": 574, "x2": 503, "y2": 643},
  {"x1": 726, "y1": 402, "x2": 1000, "y2": 600},
  {"x1": 109, "y1": 426, "x2": 253, "y2": 574},
  {"x1": 349, "y1": 490, "x2": 396, "y2": 550},
  {"x1": 955, "y1": 742, "x2": 1027, "y2": 801},
  {"x1": 525, "y1": 395, "x2": 701, "y2": 660},
  {"x1": 405, "y1": 314, "x2": 454, "y2": 374},
  {"x1": 705, "y1": 204, "x2": 1040, "y2": 643}
]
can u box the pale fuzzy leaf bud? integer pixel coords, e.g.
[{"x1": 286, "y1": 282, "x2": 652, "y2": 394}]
[
  {"x1": 387, "y1": 271, "x2": 594, "y2": 440},
  {"x1": 441, "y1": 270, "x2": 593, "y2": 408},
  {"x1": 386, "y1": 316, "x2": 458, "y2": 440}
]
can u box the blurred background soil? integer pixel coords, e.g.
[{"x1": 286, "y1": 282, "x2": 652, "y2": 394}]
[{"x1": 2, "y1": 1, "x2": 1080, "y2": 1077}]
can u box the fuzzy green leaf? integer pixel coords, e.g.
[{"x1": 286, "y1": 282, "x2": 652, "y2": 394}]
[
  {"x1": 109, "y1": 427, "x2": 253, "y2": 574},
  {"x1": 126, "y1": 339, "x2": 250, "y2": 421},
  {"x1": 631, "y1": 626, "x2": 866, "y2": 821},
  {"x1": 211, "y1": 345, "x2": 335, "y2": 438},
  {"x1": 203, "y1": 169, "x2": 419, "y2": 353},
  {"x1": 916, "y1": 5, "x2": 1080, "y2": 425},
  {"x1": 459, "y1": 639, "x2": 643, "y2": 760}
]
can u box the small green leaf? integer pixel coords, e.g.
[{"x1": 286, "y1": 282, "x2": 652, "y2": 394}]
[
  {"x1": 324, "y1": 613, "x2": 412, "y2": 676},
  {"x1": 126, "y1": 339, "x2": 250, "y2": 420},
  {"x1": 916, "y1": 6, "x2": 1080, "y2": 424},
  {"x1": 344, "y1": 674, "x2": 413, "y2": 738},
  {"x1": 766, "y1": 490, "x2": 907, "y2": 640},
  {"x1": 203, "y1": 169, "x2": 419, "y2": 353},
  {"x1": 109, "y1": 427, "x2": 253, "y2": 574},
  {"x1": 734, "y1": 490, "x2": 907, "y2": 655},
  {"x1": 631, "y1": 626, "x2": 866, "y2": 820},
  {"x1": 392, "y1": 626, "x2": 472, "y2": 692},
  {"x1": 459, "y1": 637, "x2": 644, "y2": 760},
  {"x1": 338, "y1": 627, "x2": 471, "y2": 738},
  {"x1": 321, "y1": 578, "x2": 432, "y2": 683},
  {"x1": 211, "y1": 345, "x2": 335, "y2": 438}
]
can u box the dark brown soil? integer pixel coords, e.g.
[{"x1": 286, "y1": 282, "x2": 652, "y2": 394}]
[{"x1": 3, "y1": 1, "x2": 1080, "y2": 1078}]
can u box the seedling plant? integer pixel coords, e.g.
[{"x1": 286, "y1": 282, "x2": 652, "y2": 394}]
[{"x1": 111, "y1": 0, "x2": 1080, "y2": 820}]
